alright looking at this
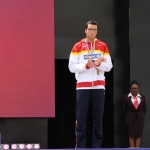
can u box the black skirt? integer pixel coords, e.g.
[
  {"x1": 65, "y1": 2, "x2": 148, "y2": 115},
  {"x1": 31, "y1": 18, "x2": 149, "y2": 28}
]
[{"x1": 127, "y1": 115, "x2": 144, "y2": 137}]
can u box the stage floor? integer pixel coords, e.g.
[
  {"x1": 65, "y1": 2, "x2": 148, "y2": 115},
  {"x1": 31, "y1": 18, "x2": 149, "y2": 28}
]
[{"x1": 45, "y1": 148, "x2": 150, "y2": 150}]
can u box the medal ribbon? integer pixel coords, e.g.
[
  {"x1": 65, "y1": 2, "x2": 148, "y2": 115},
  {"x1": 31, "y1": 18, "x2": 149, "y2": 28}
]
[
  {"x1": 85, "y1": 39, "x2": 100, "y2": 75},
  {"x1": 85, "y1": 39, "x2": 95, "y2": 56}
]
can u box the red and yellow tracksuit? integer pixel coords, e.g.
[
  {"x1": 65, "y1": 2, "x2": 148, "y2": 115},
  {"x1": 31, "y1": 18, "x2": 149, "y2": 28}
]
[{"x1": 68, "y1": 38, "x2": 113, "y2": 148}]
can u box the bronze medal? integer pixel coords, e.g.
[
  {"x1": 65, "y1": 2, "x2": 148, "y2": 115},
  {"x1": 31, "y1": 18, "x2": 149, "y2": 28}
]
[{"x1": 97, "y1": 70, "x2": 100, "y2": 75}]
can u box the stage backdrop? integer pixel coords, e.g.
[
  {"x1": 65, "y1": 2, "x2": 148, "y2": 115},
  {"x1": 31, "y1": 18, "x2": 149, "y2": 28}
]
[
  {"x1": 130, "y1": 0, "x2": 150, "y2": 147},
  {"x1": 0, "y1": 0, "x2": 55, "y2": 117}
]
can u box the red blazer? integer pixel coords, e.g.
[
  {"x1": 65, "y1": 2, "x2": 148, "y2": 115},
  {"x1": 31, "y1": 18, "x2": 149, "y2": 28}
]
[{"x1": 123, "y1": 94, "x2": 147, "y2": 125}]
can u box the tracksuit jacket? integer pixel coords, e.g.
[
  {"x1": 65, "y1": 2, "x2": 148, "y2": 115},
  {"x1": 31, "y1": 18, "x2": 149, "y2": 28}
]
[{"x1": 69, "y1": 38, "x2": 113, "y2": 89}]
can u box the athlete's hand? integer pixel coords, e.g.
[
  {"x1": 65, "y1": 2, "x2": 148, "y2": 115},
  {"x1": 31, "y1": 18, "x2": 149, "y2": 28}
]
[
  {"x1": 95, "y1": 57, "x2": 106, "y2": 66},
  {"x1": 88, "y1": 56, "x2": 93, "y2": 68}
]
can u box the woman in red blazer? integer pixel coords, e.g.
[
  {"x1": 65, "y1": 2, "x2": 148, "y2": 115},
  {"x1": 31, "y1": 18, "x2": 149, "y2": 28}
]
[{"x1": 123, "y1": 81, "x2": 147, "y2": 148}]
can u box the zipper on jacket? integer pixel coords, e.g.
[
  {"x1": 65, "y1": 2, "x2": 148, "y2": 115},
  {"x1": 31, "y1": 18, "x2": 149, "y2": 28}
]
[{"x1": 92, "y1": 69, "x2": 94, "y2": 86}]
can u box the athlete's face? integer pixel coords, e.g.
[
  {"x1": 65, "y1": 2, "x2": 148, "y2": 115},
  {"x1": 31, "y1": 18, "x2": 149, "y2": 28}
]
[{"x1": 85, "y1": 24, "x2": 97, "y2": 40}]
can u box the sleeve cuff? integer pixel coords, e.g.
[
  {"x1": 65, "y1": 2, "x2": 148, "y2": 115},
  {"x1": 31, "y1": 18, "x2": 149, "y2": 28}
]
[{"x1": 85, "y1": 63, "x2": 90, "y2": 69}]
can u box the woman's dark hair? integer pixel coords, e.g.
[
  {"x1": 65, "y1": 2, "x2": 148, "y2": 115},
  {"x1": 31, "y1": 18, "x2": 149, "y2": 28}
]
[
  {"x1": 85, "y1": 20, "x2": 98, "y2": 29},
  {"x1": 130, "y1": 80, "x2": 140, "y2": 88}
]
